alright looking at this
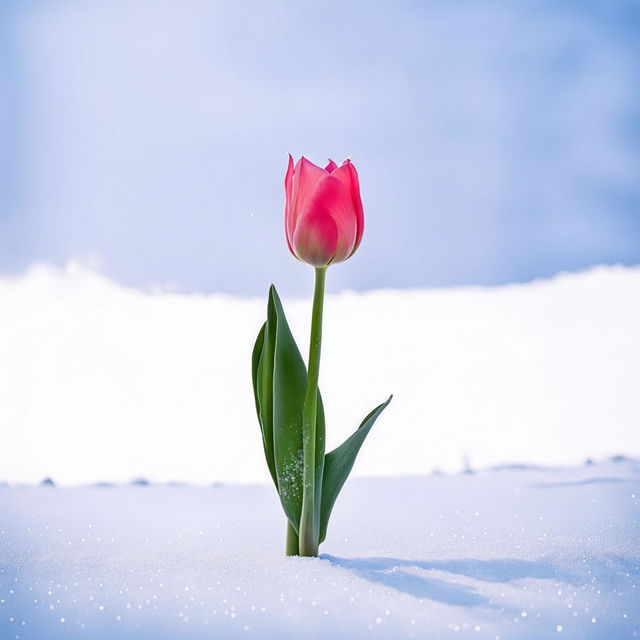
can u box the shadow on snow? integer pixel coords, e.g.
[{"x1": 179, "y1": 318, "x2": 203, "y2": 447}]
[{"x1": 321, "y1": 555, "x2": 580, "y2": 608}]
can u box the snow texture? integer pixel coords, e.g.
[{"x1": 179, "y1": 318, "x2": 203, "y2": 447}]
[
  {"x1": 1, "y1": 262, "x2": 639, "y2": 486},
  {"x1": 1, "y1": 459, "x2": 638, "y2": 639}
]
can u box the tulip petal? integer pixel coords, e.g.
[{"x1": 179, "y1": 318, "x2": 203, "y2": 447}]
[
  {"x1": 289, "y1": 157, "x2": 328, "y2": 238},
  {"x1": 292, "y1": 206, "x2": 338, "y2": 267},
  {"x1": 331, "y1": 160, "x2": 364, "y2": 257},
  {"x1": 284, "y1": 154, "x2": 295, "y2": 254},
  {"x1": 295, "y1": 175, "x2": 357, "y2": 265},
  {"x1": 324, "y1": 159, "x2": 338, "y2": 173}
]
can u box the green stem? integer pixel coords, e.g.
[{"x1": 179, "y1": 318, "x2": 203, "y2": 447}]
[
  {"x1": 285, "y1": 520, "x2": 299, "y2": 556},
  {"x1": 298, "y1": 266, "x2": 326, "y2": 557}
]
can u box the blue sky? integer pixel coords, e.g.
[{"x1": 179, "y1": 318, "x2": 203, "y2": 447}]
[{"x1": 1, "y1": 0, "x2": 639, "y2": 295}]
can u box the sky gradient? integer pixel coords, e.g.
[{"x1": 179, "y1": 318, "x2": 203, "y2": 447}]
[{"x1": 1, "y1": 0, "x2": 639, "y2": 295}]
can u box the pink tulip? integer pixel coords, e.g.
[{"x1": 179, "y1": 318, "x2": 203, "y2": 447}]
[{"x1": 284, "y1": 155, "x2": 364, "y2": 268}]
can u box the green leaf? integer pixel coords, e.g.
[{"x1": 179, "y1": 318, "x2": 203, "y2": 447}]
[
  {"x1": 253, "y1": 285, "x2": 325, "y2": 535},
  {"x1": 319, "y1": 395, "x2": 392, "y2": 543},
  {"x1": 251, "y1": 323, "x2": 265, "y2": 417},
  {"x1": 252, "y1": 322, "x2": 277, "y2": 486}
]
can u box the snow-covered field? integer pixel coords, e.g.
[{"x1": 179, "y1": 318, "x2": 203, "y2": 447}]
[
  {"x1": 1, "y1": 459, "x2": 638, "y2": 639},
  {"x1": 1, "y1": 263, "x2": 639, "y2": 638},
  {"x1": 1, "y1": 262, "x2": 639, "y2": 486}
]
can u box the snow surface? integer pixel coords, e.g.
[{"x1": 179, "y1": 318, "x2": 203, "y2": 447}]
[
  {"x1": 1, "y1": 459, "x2": 638, "y2": 639},
  {"x1": 1, "y1": 262, "x2": 639, "y2": 485}
]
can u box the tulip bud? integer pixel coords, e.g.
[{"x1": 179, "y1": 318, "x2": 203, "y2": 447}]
[{"x1": 284, "y1": 155, "x2": 364, "y2": 268}]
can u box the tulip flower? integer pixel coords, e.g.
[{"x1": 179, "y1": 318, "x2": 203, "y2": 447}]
[
  {"x1": 285, "y1": 155, "x2": 364, "y2": 268},
  {"x1": 251, "y1": 155, "x2": 390, "y2": 558}
]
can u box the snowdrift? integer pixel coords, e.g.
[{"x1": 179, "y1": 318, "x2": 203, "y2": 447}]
[{"x1": 1, "y1": 262, "x2": 638, "y2": 485}]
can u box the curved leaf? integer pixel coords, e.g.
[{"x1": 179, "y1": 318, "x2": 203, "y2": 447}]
[
  {"x1": 252, "y1": 285, "x2": 327, "y2": 537},
  {"x1": 252, "y1": 322, "x2": 277, "y2": 486},
  {"x1": 251, "y1": 322, "x2": 265, "y2": 418},
  {"x1": 319, "y1": 395, "x2": 392, "y2": 543}
]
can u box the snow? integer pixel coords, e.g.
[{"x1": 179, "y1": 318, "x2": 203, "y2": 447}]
[
  {"x1": 1, "y1": 459, "x2": 638, "y2": 639},
  {"x1": 2, "y1": 264, "x2": 638, "y2": 636},
  {"x1": 1, "y1": 262, "x2": 640, "y2": 486}
]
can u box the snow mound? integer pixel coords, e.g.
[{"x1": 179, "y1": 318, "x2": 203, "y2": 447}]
[{"x1": 1, "y1": 262, "x2": 639, "y2": 485}]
